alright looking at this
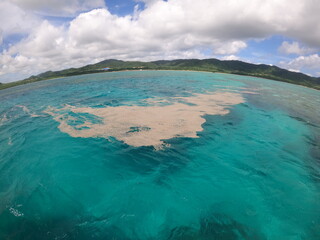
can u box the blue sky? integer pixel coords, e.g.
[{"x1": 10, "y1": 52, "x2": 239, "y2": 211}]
[
  {"x1": 0, "y1": 0, "x2": 319, "y2": 82},
  {"x1": 105, "y1": 0, "x2": 145, "y2": 16}
]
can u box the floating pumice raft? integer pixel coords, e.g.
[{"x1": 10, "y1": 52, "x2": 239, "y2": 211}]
[{"x1": 45, "y1": 91, "x2": 245, "y2": 149}]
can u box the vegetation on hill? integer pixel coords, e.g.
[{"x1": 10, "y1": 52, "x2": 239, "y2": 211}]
[{"x1": 1, "y1": 59, "x2": 320, "y2": 91}]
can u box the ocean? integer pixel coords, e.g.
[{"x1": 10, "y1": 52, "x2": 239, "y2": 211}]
[{"x1": 0, "y1": 71, "x2": 319, "y2": 239}]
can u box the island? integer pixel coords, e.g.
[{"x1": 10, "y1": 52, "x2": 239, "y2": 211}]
[{"x1": 1, "y1": 58, "x2": 320, "y2": 91}]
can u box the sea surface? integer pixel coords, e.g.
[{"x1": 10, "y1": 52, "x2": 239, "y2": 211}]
[{"x1": 0, "y1": 71, "x2": 319, "y2": 239}]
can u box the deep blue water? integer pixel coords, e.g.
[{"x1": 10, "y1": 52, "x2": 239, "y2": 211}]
[{"x1": 0, "y1": 71, "x2": 319, "y2": 239}]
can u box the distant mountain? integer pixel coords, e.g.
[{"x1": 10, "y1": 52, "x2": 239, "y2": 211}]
[{"x1": 1, "y1": 58, "x2": 320, "y2": 90}]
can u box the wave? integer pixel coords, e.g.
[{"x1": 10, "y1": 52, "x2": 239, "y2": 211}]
[{"x1": 16, "y1": 105, "x2": 43, "y2": 118}]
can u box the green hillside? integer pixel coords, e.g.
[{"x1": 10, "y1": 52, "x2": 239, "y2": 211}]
[{"x1": 1, "y1": 59, "x2": 320, "y2": 90}]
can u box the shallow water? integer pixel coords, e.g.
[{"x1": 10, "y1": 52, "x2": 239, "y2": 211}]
[{"x1": 0, "y1": 71, "x2": 319, "y2": 239}]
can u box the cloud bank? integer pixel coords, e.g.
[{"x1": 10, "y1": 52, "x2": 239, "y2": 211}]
[
  {"x1": 278, "y1": 41, "x2": 316, "y2": 55},
  {"x1": 280, "y1": 54, "x2": 320, "y2": 74},
  {"x1": 1, "y1": 0, "x2": 320, "y2": 82},
  {"x1": 10, "y1": 0, "x2": 106, "y2": 17}
]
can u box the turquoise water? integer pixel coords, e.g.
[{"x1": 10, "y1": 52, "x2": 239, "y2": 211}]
[{"x1": 0, "y1": 71, "x2": 319, "y2": 239}]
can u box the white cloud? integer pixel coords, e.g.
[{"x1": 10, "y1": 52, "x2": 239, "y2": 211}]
[
  {"x1": 1, "y1": 0, "x2": 320, "y2": 82},
  {"x1": 0, "y1": 1, "x2": 41, "y2": 37},
  {"x1": 135, "y1": 0, "x2": 160, "y2": 7},
  {"x1": 0, "y1": 7, "x2": 250, "y2": 81},
  {"x1": 280, "y1": 54, "x2": 320, "y2": 76},
  {"x1": 213, "y1": 41, "x2": 247, "y2": 55},
  {"x1": 0, "y1": 30, "x2": 3, "y2": 45},
  {"x1": 220, "y1": 55, "x2": 240, "y2": 61},
  {"x1": 288, "y1": 68, "x2": 300, "y2": 73},
  {"x1": 278, "y1": 41, "x2": 316, "y2": 55},
  {"x1": 9, "y1": 0, "x2": 105, "y2": 17},
  {"x1": 283, "y1": 54, "x2": 320, "y2": 70}
]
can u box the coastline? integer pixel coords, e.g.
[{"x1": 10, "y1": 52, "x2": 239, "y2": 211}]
[
  {"x1": 98, "y1": 69, "x2": 320, "y2": 92},
  {"x1": 1, "y1": 69, "x2": 319, "y2": 92}
]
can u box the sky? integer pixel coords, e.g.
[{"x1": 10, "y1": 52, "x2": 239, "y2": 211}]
[{"x1": 0, "y1": 0, "x2": 320, "y2": 83}]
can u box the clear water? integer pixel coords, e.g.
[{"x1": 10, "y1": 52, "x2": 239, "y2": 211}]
[{"x1": 0, "y1": 71, "x2": 319, "y2": 239}]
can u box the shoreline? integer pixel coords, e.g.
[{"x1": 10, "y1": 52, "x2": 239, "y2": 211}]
[
  {"x1": 1, "y1": 69, "x2": 319, "y2": 92},
  {"x1": 102, "y1": 69, "x2": 320, "y2": 91}
]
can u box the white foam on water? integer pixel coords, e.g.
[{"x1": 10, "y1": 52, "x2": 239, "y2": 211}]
[
  {"x1": 8, "y1": 207, "x2": 24, "y2": 217},
  {"x1": 8, "y1": 136, "x2": 12, "y2": 145},
  {"x1": 0, "y1": 113, "x2": 8, "y2": 126},
  {"x1": 16, "y1": 105, "x2": 43, "y2": 117}
]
